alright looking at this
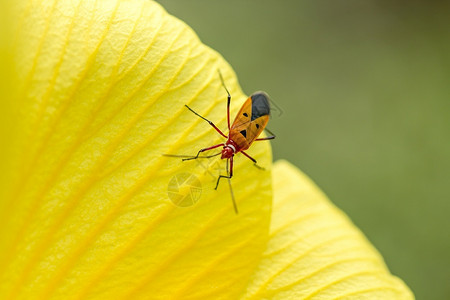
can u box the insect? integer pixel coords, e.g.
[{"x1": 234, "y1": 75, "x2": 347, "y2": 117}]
[{"x1": 166, "y1": 72, "x2": 275, "y2": 213}]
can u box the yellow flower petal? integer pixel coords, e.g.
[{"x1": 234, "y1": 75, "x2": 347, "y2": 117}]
[
  {"x1": 243, "y1": 160, "x2": 414, "y2": 299},
  {"x1": 0, "y1": 1, "x2": 272, "y2": 299},
  {"x1": 0, "y1": 0, "x2": 17, "y2": 198}
]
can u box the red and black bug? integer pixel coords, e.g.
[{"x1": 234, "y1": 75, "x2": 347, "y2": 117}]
[{"x1": 166, "y1": 73, "x2": 275, "y2": 213}]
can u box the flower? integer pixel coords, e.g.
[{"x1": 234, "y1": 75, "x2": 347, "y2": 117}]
[{"x1": 0, "y1": 0, "x2": 413, "y2": 299}]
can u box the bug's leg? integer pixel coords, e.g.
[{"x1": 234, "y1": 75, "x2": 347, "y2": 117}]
[
  {"x1": 255, "y1": 136, "x2": 275, "y2": 141},
  {"x1": 255, "y1": 128, "x2": 276, "y2": 141},
  {"x1": 184, "y1": 105, "x2": 228, "y2": 139},
  {"x1": 218, "y1": 70, "x2": 231, "y2": 130},
  {"x1": 224, "y1": 157, "x2": 238, "y2": 214},
  {"x1": 182, "y1": 143, "x2": 224, "y2": 161},
  {"x1": 241, "y1": 151, "x2": 265, "y2": 170},
  {"x1": 215, "y1": 155, "x2": 233, "y2": 190}
]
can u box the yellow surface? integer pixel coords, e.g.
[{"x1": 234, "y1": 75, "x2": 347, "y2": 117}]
[{"x1": 0, "y1": 0, "x2": 413, "y2": 299}]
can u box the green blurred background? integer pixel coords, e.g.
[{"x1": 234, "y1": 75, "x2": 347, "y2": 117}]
[{"x1": 157, "y1": 1, "x2": 449, "y2": 299}]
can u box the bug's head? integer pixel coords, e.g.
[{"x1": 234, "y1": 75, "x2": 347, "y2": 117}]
[{"x1": 221, "y1": 146, "x2": 234, "y2": 159}]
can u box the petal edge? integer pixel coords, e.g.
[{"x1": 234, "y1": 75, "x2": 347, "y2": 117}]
[{"x1": 243, "y1": 160, "x2": 414, "y2": 300}]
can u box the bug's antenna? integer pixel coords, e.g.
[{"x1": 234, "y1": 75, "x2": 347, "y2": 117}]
[
  {"x1": 184, "y1": 105, "x2": 228, "y2": 139},
  {"x1": 218, "y1": 70, "x2": 232, "y2": 130},
  {"x1": 162, "y1": 153, "x2": 221, "y2": 159},
  {"x1": 218, "y1": 70, "x2": 230, "y2": 97}
]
